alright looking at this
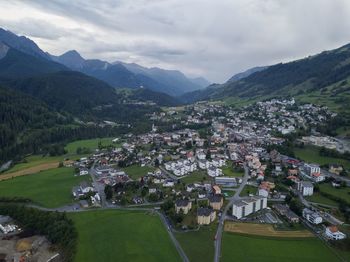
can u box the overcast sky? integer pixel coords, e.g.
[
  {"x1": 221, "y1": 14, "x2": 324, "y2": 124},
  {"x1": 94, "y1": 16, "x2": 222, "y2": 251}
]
[{"x1": 1, "y1": 0, "x2": 350, "y2": 82}]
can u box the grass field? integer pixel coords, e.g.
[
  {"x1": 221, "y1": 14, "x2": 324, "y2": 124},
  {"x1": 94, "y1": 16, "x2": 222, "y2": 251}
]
[
  {"x1": 306, "y1": 193, "x2": 338, "y2": 206},
  {"x1": 2, "y1": 137, "x2": 119, "y2": 176},
  {"x1": 294, "y1": 146, "x2": 350, "y2": 170},
  {"x1": 0, "y1": 162, "x2": 59, "y2": 181},
  {"x1": 69, "y1": 210, "x2": 181, "y2": 262},
  {"x1": 122, "y1": 165, "x2": 155, "y2": 180},
  {"x1": 175, "y1": 225, "x2": 216, "y2": 262},
  {"x1": 319, "y1": 183, "x2": 350, "y2": 203},
  {"x1": 2, "y1": 155, "x2": 63, "y2": 175},
  {"x1": 222, "y1": 165, "x2": 244, "y2": 177},
  {"x1": 180, "y1": 170, "x2": 212, "y2": 184},
  {"x1": 221, "y1": 233, "x2": 340, "y2": 262},
  {"x1": 239, "y1": 185, "x2": 257, "y2": 196},
  {"x1": 224, "y1": 222, "x2": 313, "y2": 238},
  {"x1": 65, "y1": 137, "x2": 118, "y2": 154},
  {"x1": 0, "y1": 167, "x2": 88, "y2": 207}
]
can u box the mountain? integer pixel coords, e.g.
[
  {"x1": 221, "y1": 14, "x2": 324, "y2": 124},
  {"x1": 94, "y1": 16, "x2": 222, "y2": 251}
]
[
  {"x1": 0, "y1": 84, "x2": 73, "y2": 163},
  {"x1": 0, "y1": 42, "x2": 67, "y2": 79},
  {"x1": 190, "y1": 77, "x2": 211, "y2": 88},
  {"x1": 121, "y1": 62, "x2": 204, "y2": 96},
  {"x1": 51, "y1": 50, "x2": 85, "y2": 70},
  {"x1": 186, "y1": 43, "x2": 350, "y2": 116},
  {"x1": 52, "y1": 49, "x2": 207, "y2": 96},
  {"x1": 0, "y1": 28, "x2": 51, "y2": 60},
  {"x1": 228, "y1": 66, "x2": 268, "y2": 82},
  {"x1": 6, "y1": 71, "x2": 121, "y2": 117}
]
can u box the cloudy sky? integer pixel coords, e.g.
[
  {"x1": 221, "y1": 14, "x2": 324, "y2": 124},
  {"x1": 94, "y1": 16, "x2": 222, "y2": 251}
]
[{"x1": 1, "y1": 0, "x2": 350, "y2": 82}]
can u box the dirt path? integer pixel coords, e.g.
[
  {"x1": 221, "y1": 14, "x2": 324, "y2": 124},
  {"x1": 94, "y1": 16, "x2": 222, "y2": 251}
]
[
  {"x1": 0, "y1": 162, "x2": 59, "y2": 181},
  {"x1": 224, "y1": 221, "x2": 313, "y2": 238}
]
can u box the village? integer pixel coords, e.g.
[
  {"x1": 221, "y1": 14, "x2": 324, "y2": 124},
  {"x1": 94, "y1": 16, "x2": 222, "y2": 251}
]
[{"x1": 62, "y1": 98, "x2": 349, "y2": 245}]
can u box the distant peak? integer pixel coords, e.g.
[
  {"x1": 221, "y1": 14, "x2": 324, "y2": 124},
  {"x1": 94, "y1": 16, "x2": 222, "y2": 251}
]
[{"x1": 61, "y1": 50, "x2": 83, "y2": 59}]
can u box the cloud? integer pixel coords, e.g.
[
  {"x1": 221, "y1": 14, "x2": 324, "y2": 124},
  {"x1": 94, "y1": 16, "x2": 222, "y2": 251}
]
[{"x1": 1, "y1": 0, "x2": 350, "y2": 82}]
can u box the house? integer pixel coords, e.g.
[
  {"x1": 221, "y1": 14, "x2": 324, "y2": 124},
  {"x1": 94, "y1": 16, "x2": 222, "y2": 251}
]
[
  {"x1": 297, "y1": 181, "x2": 314, "y2": 196},
  {"x1": 302, "y1": 208, "x2": 322, "y2": 225},
  {"x1": 273, "y1": 204, "x2": 299, "y2": 223},
  {"x1": 175, "y1": 199, "x2": 192, "y2": 214},
  {"x1": 163, "y1": 179, "x2": 175, "y2": 187},
  {"x1": 212, "y1": 185, "x2": 221, "y2": 195},
  {"x1": 275, "y1": 164, "x2": 282, "y2": 172},
  {"x1": 258, "y1": 188, "x2": 269, "y2": 198},
  {"x1": 208, "y1": 194, "x2": 223, "y2": 210},
  {"x1": 288, "y1": 169, "x2": 298, "y2": 176},
  {"x1": 258, "y1": 181, "x2": 275, "y2": 197},
  {"x1": 311, "y1": 172, "x2": 325, "y2": 183},
  {"x1": 197, "y1": 152, "x2": 206, "y2": 160},
  {"x1": 197, "y1": 208, "x2": 216, "y2": 225},
  {"x1": 72, "y1": 182, "x2": 94, "y2": 199},
  {"x1": 325, "y1": 226, "x2": 346, "y2": 240},
  {"x1": 79, "y1": 168, "x2": 89, "y2": 176},
  {"x1": 232, "y1": 196, "x2": 267, "y2": 219},
  {"x1": 329, "y1": 164, "x2": 343, "y2": 175},
  {"x1": 215, "y1": 177, "x2": 236, "y2": 187},
  {"x1": 80, "y1": 181, "x2": 94, "y2": 193},
  {"x1": 149, "y1": 187, "x2": 157, "y2": 194}
]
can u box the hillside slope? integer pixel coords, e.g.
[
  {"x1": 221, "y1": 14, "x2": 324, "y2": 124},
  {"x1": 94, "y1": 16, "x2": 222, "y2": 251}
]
[{"x1": 188, "y1": 43, "x2": 350, "y2": 115}]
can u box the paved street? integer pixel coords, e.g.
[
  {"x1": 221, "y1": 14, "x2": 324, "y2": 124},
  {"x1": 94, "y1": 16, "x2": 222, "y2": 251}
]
[{"x1": 214, "y1": 164, "x2": 249, "y2": 262}]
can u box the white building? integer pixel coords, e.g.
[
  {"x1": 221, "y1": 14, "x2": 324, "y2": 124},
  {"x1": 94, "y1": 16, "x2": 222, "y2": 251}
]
[
  {"x1": 311, "y1": 173, "x2": 325, "y2": 183},
  {"x1": 232, "y1": 196, "x2": 267, "y2": 219},
  {"x1": 297, "y1": 181, "x2": 314, "y2": 196},
  {"x1": 197, "y1": 152, "x2": 206, "y2": 160},
  {"x1": 325, "y1": 226, "x2": 346, "y2": 240},
  {"x1": 207, "y1": 166, "x2": 223, "y2": 177},
  {"x1": 258, "y1": 188, "x2": 269, "y2": 198},
  {"x1": 302, "y1": 208, "x2": 322, "y2": 224},
  {"x1": 304, "y1": 163, "x2": 321, "y2": 176}
]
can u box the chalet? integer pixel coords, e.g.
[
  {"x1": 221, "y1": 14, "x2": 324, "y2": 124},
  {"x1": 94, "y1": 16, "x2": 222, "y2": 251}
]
[
  {"x1": 329, "y1": 164, "x2": 343, "y2": 175},
  {"x1": 197, "y1": 208, "x2": 216, "y2": 225},
  {"x1": 175, "y1": 199, "x2": 192, "y2": 214},
  {"x1": 208, "y1": 194, "x2": 223, "y2": 210}
]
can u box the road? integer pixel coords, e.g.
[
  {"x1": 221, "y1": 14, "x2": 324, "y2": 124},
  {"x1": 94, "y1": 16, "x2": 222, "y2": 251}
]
[
  {"x1": 89, "y1": 161, "x2": 107, "y2": 207},
  {"x1": 158, "y1": 211, "x2": 190, "y2": 262},
  {"x1": 214, "y1": 164, "x2": 249, "y2": 262}
]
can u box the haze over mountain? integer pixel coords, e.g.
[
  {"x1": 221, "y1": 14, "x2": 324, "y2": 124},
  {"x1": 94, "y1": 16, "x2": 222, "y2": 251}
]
[{"x1": 52, "y1": 50, "x2": 208, "y2": 96}]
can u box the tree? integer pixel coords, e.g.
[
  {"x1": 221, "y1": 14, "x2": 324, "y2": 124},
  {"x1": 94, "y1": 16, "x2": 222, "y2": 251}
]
[
  {"x1": 104, "y1": 185, "x2": 113, "y2": 200},
  {"x1": 154, "y1": 158, "x2": 160, "y2": 167},
  {"x1": 289, "y1": 198, "x2": 303, "y2": 216}
]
